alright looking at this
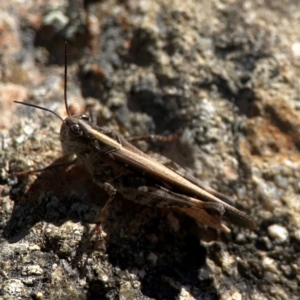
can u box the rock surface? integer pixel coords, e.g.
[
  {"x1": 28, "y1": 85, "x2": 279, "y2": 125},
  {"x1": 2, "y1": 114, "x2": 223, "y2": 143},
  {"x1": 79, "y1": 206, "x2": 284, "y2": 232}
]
[{"x1": 1, "y1": 0, "x2": 300, "y2": 299}]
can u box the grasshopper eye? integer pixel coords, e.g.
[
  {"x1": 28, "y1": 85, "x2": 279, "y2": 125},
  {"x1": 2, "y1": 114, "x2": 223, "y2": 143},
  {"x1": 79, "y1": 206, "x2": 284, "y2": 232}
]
[
  {"x1": 70, "y1": 124, "x2": 83, "y2": 136},
  {"x1": 80, "y1": 114, "x2": 90, "y2": 121}
]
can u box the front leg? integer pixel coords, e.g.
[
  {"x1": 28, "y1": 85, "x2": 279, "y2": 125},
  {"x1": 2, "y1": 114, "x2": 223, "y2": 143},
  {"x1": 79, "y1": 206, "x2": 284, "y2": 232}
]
[
  {"x1": 94, "y1": 182, "x2": 116, "y2": 238},
  {"x1": 88, "y1": 162, "x2": 121, "y2": 238},
  {"x1": 86, "y1": 158, "x2": 135, "y2": 238}
]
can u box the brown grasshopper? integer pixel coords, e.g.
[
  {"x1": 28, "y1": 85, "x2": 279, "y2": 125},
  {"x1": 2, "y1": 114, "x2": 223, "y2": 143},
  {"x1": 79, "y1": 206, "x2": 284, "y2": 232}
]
[{"x1": 13, "y1": 45, "x2": 255, "y2": 234}]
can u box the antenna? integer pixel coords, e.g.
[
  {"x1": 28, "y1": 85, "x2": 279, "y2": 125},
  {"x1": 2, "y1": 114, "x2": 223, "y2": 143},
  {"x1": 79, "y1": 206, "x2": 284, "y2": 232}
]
[
  {"x1": 64, "y1": 41, "x2": 71, "y2": 117},
  {"x1": 13, "y1": 101, "x2": 64, "y2": 122}
]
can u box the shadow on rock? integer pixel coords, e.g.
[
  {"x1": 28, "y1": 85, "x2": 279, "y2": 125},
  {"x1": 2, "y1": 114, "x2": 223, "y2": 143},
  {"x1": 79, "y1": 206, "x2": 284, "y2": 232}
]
[{"x1": 4, "y1": 159, "x2": 218, "y2": 299}]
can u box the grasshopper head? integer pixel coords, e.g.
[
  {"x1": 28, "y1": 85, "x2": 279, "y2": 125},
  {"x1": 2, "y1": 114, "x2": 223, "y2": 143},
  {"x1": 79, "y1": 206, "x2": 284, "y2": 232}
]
[{"x1": 60, "y1": 114, "x2": 92, "y2": 155}]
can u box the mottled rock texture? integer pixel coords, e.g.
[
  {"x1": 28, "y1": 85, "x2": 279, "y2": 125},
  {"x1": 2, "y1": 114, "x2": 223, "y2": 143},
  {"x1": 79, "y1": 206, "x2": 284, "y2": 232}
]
[{"x1": 1, "y1": 1, "x2": 300, "y2": 299}]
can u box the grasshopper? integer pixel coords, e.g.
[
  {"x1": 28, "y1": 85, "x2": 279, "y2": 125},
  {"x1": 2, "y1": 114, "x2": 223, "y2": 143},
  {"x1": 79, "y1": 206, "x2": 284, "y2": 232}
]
[{"x1": 13, "y1": 44, "x2": 255, "y2": 234}]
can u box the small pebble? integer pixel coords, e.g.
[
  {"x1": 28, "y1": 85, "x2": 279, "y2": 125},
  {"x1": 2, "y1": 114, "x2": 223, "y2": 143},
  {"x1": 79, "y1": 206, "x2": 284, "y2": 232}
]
[
  {"x1": 235, "y1": 233, "x2": 246, "y2": 243},
  {"x1": 262, "y1": 257, "x2": 278, "y2": 274},
  {"x1": 292, "y1": 42, "x2": 300, "y2": 57},
  {"x1": 100, "y1": 275, "x2": 109, "y2": 282},
  {"x1": 273, "y1": 175, "x2": 288, "y2": 189},
  {"x1": 267, "y1": 224, "x2": 288, "y2": 242},
  {"x1": 294, "y1": 229, "x2": 300, "y2": 242}
]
